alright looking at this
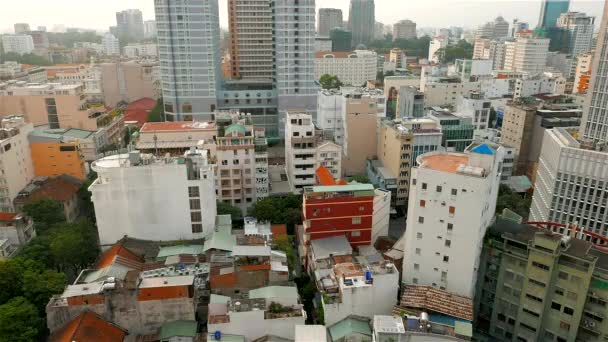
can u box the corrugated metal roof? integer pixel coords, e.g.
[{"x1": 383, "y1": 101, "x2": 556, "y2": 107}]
[
  {"x1": 249, "y1": 286, "x2": 298, "y2": 300},
  {"x1": 160, "y1": 320, "x2": 197, "y2": 339}
]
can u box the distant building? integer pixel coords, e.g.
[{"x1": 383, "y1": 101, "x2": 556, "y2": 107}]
[
  {"x1": 330, "y1": 28, "x2": 353, "y2": 52},
  {"x1": 315, "y1": 50, "x2": 377, "y2": 87},
  {"x1": 13, "y1": 23, "x2": 30, "y2": 34},
  {"x1": 402, "y1": 145, "x2": 503, "y2": 298},
  {"x1": 574, "y1": 51, "x2": 593, "y2": 94},
  {"x1": 503, "y1": 37, "x2": 550, "y2": 75},
  {"x1": 456, "y1": 91, "x2": 492, "y2": 130},
  {"x1": 396, "y1": 86, "x2": 424, "y2": 119},
  {"x1": 428, "y1": 36, "x2": 448, "y2": 63},
  {"x1": 1, "y1": 34, "x2": 34, "y2": 55},
  {"x1": 123, "y1": 44, "x2": 157, "y2": 58},
  {"x1": 100, "y1": 60, "x2": 160, "y2": 107},
  {"x1": 477, "y1": 16, "x2": 510, "y2": 39},
  {"x1": 90, "y1": 149, "x2": 217, "y2": 245},
  {"x1": 136, "y1": 121, "x2": 217, "y2": 155},
  {"x1": 116, "y1": 9, "x2": 144, "y2": 42},
  {"x1": 428, "y1": 108, "x2": 475, "y2": 152},
  {"x1": 144, "y1": 20, "x2": 156, "y2": 39},
  {"x1": 101, "y1": 33, "x2": 120, "y2": 55},
  {"x1": 393, "y1": 20, "x2": 416, "y2": 40},
  {"x1": 318, "y1": 8, "x2": 343, "y2": 36},
  {"x1": 348, "y1": 0, "x2": 375, "y2": 47},
  {"x1": 389, "y1": 48, "x2": 407, "y2": 69},
  {"x1": 556, "y1": 12, "x2": 595, "y2": 56},
  {"x1": 0, "y1": 116, "x2": 35, "y2": 212},
  {"x1": 315, "y1": 37, "x2": 332, "y2": 52},
  {"x1": 0, "y1": 213, "x2": 35, "y2": 257},
  {"x1": 538, "y1": 0, "x2": 570, "y2": 29}
]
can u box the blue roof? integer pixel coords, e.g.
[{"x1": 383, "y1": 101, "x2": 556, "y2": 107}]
[{"x1": 471, "y1": 144, "x2": 495, "y2": 155}]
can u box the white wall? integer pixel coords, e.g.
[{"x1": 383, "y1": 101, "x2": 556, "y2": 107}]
[
  {"x1": 208, "y1": 309, "x2": 305, "y2": 341},
  {"x1": 315, "y1": 51, "x2": 378, "y2": 86},
  {"x1": 0, "y1": 121, "x2": 34, "y2": 212},
  {"x1": 372, "y1": 189, "x2": 391, "y2": 244}
]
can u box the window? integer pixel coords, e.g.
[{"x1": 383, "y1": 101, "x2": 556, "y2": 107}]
[
  {"x1": 436, "y1": 185, "x2": 442, "y2": 192},
  {"x1": 445, "y1": 240, "x2": 451, "y2": 247},
  {"x1": 451, "y1": 188, "x2": 457, "y2": 196},
  {"x1": 532, "y1": 261, "x2": 550, "y2": 271},
  {"x1": 555, "y1": 287, "x2": 565, "y2": 296},
  {"x1": 563, "y1": 307, "x2": 574, "y2": 315},
  {"x1": 443, "y1": 255, "x2": 449, "y2": 263},
  {"x1": 182, "y1": 103, "x2": 192, "y2": 113},
  {"x1": 420, "y1": 200, "x2": 426, "y2": 207},
  {"x1": 59, "y1": 145, "x2": 76, "y2": 152},
  {"x1": 188, "y1": 186, "x2": 199, "y2": 197},
  {"x1": 526, "y1": 293, "x2": 543, "y2": 303},
  {"x1": 189, "y1": 199, "x2": 201, "y2": 210},
  {"x1": 559, "y1": 321, "x2": 570, "y2": 331},
  {"x1": 414, "y1": 263, "x2": 419, "y2": 270},
  {"x1": 551, "y1": 302, "x2": 561, "y2": 311},
  {"x1": 497, "y1": 313, "x2": 506, "y2": 322},
  {"x1": 529, "y1": 279, "x2": 546, "y2": 288},
  {"x1": 412, "y1": 277, "x2": 418, "y2": 284},
  {"x1": 421, "y1": 183, "x2": 427, "y2": 190},
  {"x1": 520, "y1": 322, "x2": 537, "y2": 332},
  {"x1": 449, "y1": 206, "x2": 455, "y2": 215},
  {"x1": 190, "y1": 211, "x2": 202, "y2": 222},
  {"x1": 352, "y1": 217, "x2": 362, "y2": 224},
  {"x1": 191, "y1": 223, "x2": 202, "y2": 233},
  {"x1": 417, "y1": 232, "x2": 423, "y2": 239},
  {"x1": 558, "y1": 271, "x2": 569, "y2": 280},
  {"x1": 415, "y1": 248, "x2": 421, "y2": 255},
  {"x1": 418, "y1": 216, "x2": 424, "y2": 223},
  {"x1": 522, "y1": 308, "x2": 540, "y2": 318},
  {"x1": 351, "y1": 230, "x2": 361, "y2": 237},
  {"x1": 441, "y1": 271, "x2": 447, "y2": 281},
  {"x1": 447, "y1": 223, "x2": 453, "y2": 231}
]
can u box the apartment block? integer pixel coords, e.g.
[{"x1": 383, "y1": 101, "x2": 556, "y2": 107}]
[
  {"x1": 101, "y1": 33, "x2": 120, "y2": 55},
  {"x1": 377, "y1": 118, "x2": 442, "y2": 209},
  {"x1": 318, "y1": 8, "x2": 343, "y2": 36},
  {"x1": 396, "y1": 86, "x2": 424, "y2": 119},
  {"x1": 428, "y1": 108, "x2": 475, "y2": 152},
  {"x1": 100, "y1": 60, "x2": 160, "y2": 108},
  {"x1": 90, "y1": 149, "x2": 217, "y2": 245},
  {"x1": 228, "y1": 0, "x2": 273, "y2": 79},
  {"x1": 0, "y1": 116, "x2": 34, "y2": 212},
  {"x1": 574, "y1": 52, "x2": 593, "y2": 94},
  {"x1": 393, "y1": 20, "x2": 416, "y2": 40},
  {"x1": 1, "y1": 34, "x2": 34, "y2": 55},
  {"x1": 556, "y1": 12, "x2": 595, "y2": 56},
  {"x1": 456, "y1": 91, "x2": 492, "y2": 130},
  {"x1": 315, "y1": 50, "x2": 378, "y2": 87},
  {"x1": 428, "y1": 36, "x2": 448, "y2": 63},
  {"x1": 116, "y1": 9, "x2": 144, "y2": 42},
  {"x1": 214, "y1": 113, "x2": 268, "y2": 210},
  {"x1": 0, "y1": 213, "x2": 35, "y2": 256},
  {"x1": 503, "y1": 37, "x2": 550, "y2": 76},
  {"x1": 475, "y1": 218, "x2": 608, "y2": 342},
  {"x1": 123, "y1": 44, "x2": 158, "y2": 58},
  {"x1": 135, "y1": 121, "x2": 218, "y2": 155},
  {"x1": 342, "y1": 93, "x2": 382, "y2": 176},
  {"x1": 402, "y1": 145, "x2": 503, "y2": 298}
]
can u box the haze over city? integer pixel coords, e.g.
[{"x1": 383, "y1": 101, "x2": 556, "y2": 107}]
[{"x1": 0, "y1": 0, "x2": 604, "y2": 32}]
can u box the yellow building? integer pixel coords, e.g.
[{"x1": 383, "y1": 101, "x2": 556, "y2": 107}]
[{"x1": 30, "y1": 141, "x2": 86, "y2": 180}]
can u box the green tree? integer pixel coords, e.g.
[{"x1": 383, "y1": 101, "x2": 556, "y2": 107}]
[
  {"x1": 148, "y1": 99, "x2": 164, "y2": 122},
  {"x1": 22, "y1": 269, "x2": 66, "y2": 313},
  {"x1": 496, "y1": 185, "x2": 532, "y2": 219},
  {"x1": 248, "y1": 195, "x2": 302, "y2": 235},
  {"x1": 0, "y1": 297, "x2": 43, "y2": 342},
  {"x1": 47, "y1": 31, "x2": 101, "y2": 48},
  {"x1": 23, "y1": 200, "x2": 65, "y2": 234},
  {"x1": 274, "y1": 235, "x2": 296, "y2": 272},
  {"x1": 319, "y1": 74, "x2": 343, "y2": 89},
  {"x1": 78, "y1": 173, "x2": 97, "y2": 221},
  {"x1": 0, "y1": 52, "x2": 51, "y2": 66},
  {"x1": 0, "y1": 260, "x2": 24, "y2": 304},
  {"x1": 350, "y1": 175, "x2": 370, "y2": 183},
  {"x1": 17, "y1": 235, "x2": 53, "y2": 268},
  {"x1": 217, "y1": 201, "x2": 243, "y2": 222},
  {"x1": 437, "y1": 39, "x2": 474, "y2": 64},
  {"x1": 49, "y1": 220, "x2": 99, "y2": 277}
]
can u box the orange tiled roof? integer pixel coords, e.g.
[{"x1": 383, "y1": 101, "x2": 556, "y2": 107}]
[
  {"x1": 0, "y1": 212, "x2": 18, "y2": 222},
  {"x1": 49, "y1": 311, "x2": 127, "y2": 342},
  {"x1": 13, "y1": 175, "x2": 82, "y2": 204},
  {"x1": 126, "y1": 97, "x2": 157, "y2": 111},
  {"x1": 400, "y1": 285, "x2": 473, "y2": 321},
  {"x1": 316, "y1": 165, "x2": 337, "y2": 186},
  {"x1": 96, "y1": 242, "x2": 144, "y2": 269}
]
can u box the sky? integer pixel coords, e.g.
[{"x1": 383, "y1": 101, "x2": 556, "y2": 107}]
[{"x1": 0, "y1": 0, "x2": 605, "y2": 33}]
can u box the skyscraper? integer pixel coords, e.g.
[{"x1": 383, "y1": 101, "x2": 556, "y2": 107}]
[
  {"x1": 318, "y1": 8, "x2": 343, "y2": 36},
  {"x1": 116, "y1": 9, "x2": 145, "y2": 42},
  {"x1": 348, "y1": 0, "x2": 375, "y2": 47},
  {"x1": 272, "y1": 0, "x2": 317, "y2": 135},
  {"x1": 393, "y1": 20, "x2": 417, "y2": 40},
  {"x1": 228, "y1": 0, "x2": 274, "y2": 79},
  {"x1": 538, "y1": 0, "x2": 570, "y2": 28},
  {"x1": 155, "y1": 0, "x2": 221, "y2": 121},
  {"x1": 556, "y1": 12, "x2": 595, "y2": 56}
]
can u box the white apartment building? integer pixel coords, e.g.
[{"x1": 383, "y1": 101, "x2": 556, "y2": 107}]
[
  {"x1": 0, "y1": 116, "x2": 34, "y2": 212},
  {"x1": 473, "y1": 37, "x2": 508, "y2": 70},
  {"x1": 393, "y1": 20, "x2": 416, "y2": 40},
  {"x1": 215, "y1": 113, "x2": 269, "y2": 210},
  {"x1": 456, "y1": 91, "x2": 492, "y2": 130},
  {"x1": 513, "y1": 72, "x2": 566, "y2": 98},
  {"x1": 101, "y1": 33, "x2": 120, "y2": 55},
  {"x1": 503, "y1": 37, "x2": 550, "y2": 76},
  {"x1": 402, "y1": 144, "x2": 502, "y2": 298},
  {"x1": 285, "y1": 112, "x2": 342, "y2": 189},
  {"x1": 556, "y1": 12, "x2": 595, "y2": 56},
  {"x1": 90, "y1": 149, "x2": 217, "y2": 246},
  {"x1": 123, "y1": 44, "x2": 158, "y2": 58},
  {"x1": 428, "y1": 36, "x2": 448, "y2": 63},
  {"x1": 315, "y1": 50, "x2": 378, "y2": 87},
  {"x1": 155, "y1": 0, "x2": 221, "y2": 120},
  {"x1": 452, "y1": 59, "x2": 493, "y2": 81},
  {"x1": 530, "y1": 128, "x2": 608, "y2": 235},
  {"x1": 574, "y1": 51, "x2": 593, "y2": 93},
  {"x1": 1, "y1": 34, "x2": 34, "y2": 55},
  {"x1": 422, "y1": 80, "x2": 482, "y2": 108}
]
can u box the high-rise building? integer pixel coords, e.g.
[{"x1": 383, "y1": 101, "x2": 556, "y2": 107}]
[
  {"x1": 503, "y1": 37, "x2": 550, "y2": 75},
  {"x1": 348, "y1": 0, "x2": 375, "y2": 47},
  {"x1": 393, "y1": 20, "x2": 417, "y2": 40},
  {"x1": 396, "y1": 86, "x2": 424, "y2": 119},
  {"x1": 144, "y1": 20, "x2": 157, "y2": 39},
  {"x1": 314, "y1": 50, "x2": 377, "y2": 87},
  {"x1": 374, "y1": 21, "x2": 385, "y2": 40},
  {"x1": 1, "y1": 34, "x2": 34, "y2": 55},
  {"x1": 511, "y1": 19, "x2": 529, "y2": 37},
  {"x1": 581, "y1": 2, "x2": 608, "y2": 144},
  {"x1": 556, "y1": 12, "x2": 595, "y2": 56},
  {"x1": 101, "y1": 33, "x2": 120, "y2": 55},
  {"x1": 116, "y1": 9, "x2": 145, "y2": 42},
  {"x1": 330, "y1": 28, "x2": 352, "y2": 52},
  {"x1": 539, "y1": 0, "x2": 570, "y2": 28},
  {"x1": 475, "y1": 218, "x2": 608, "y2": 341},
  {"x1": 228, "y1": 0, "x2": 273, "y2": 79},
  {"x1": 13, "y1": 23, "x2": 30, "y2": 34},
  {"x1": 428, "y1": 36, "x2": 448, "y2": 63},
  {"x1": 318, "y1": 8, "x2": 343, "y2": 36},
  {"x1": 402, "y1": 145, "x2": 503, "y2": 298},
  {"x1": 155, "y1": 0, "x2": 221, "y2": 121},
  {"x1": 0, "y1": 116, "x2": 34, "y2": 213},
  {"x1": 272, "y1": 0, "x2": 318, "y2": 135},
  {"x1": 477, "y1": 17, "x2": 510, "y2": 40}
]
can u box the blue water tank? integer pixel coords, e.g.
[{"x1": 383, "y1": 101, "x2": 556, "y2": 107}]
[
  {"x1": 365, "y1": 270, "x2": 372, "y2": 281},
  {"x1": 214, "y1": 331, "x2": 222, "y2": 340}
]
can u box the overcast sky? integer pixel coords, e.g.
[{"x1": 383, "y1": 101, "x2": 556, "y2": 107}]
[{"x1": 0, "y1": 0, "x2": 604, "y2": 33}]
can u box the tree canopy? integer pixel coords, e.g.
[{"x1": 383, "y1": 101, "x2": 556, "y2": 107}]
[
  {"x1": 248, "y1": 194, "x2": 302, "y2": 235},
  {"x1": 47, "y1": 31, "x2": 101, "y2": 48},
  {"x1": 496, "y1": 184, "x2": 532, "y2": 219},
  {"x1": 436, "y1": 39, "x2": 474, "y2": 64},
  {"x1": 319, "y1": 74, "x2": 343, "y2": 89},
  {"x1": 0, "y1": 297, "x2": 43, "y2": 342},
  {"x1": 368, "y1": 36, "x2": 431, "y2": 57},
  {"x1": 0, "y1": 52, "x2": 51, "y2": 66},
  {"x1": 217, "y1": 201, "x2": 243, "y2": 222},
  {"x1": 147, "y1": 99, "x2": 164, "y2": 122},
  {"x1": 23, "y1": 200, "x2": 65, "y2": 234}
]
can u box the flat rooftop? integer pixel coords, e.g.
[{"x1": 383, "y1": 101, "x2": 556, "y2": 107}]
[
  {"x1": 419, "y1": 153, "x2": 469, "y2": 174},
  {"x1": 140, "y1": 121, "x2": 216, "y2": 133}
]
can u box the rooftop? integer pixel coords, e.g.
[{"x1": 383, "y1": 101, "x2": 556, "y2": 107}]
[
  {"x1": 30, "y1": 125, "x2": 96, "y2": 141},
  {"x1": 48, "y1": 311, "x2": 127, "y2": 342},
  {"x1": 329, "y1": 316, "x2": 372, "y2": 340},
  {"x1": 309, "y1": 183, "x2": 374, "y2": 194},
  {"x1": 14, "y1": 175, "x2": 82, "y2": 203},
  {"x1": 140, "y1": 121, "x2": 216, "y2": 133},
  {"x1": 310, "y1": 236, "x2": 353, "y2": 260},
  {"x1": 400, "y1": 285, "x2": 474, "y2": 321},
  {"x1": 418, "y1": 153, "x2": 470, "y2": 174},
  {"x1": 374, "y1": 315, "x2": 406, "y2": 334},
  {"x1": 0, "y1": 212, "x2": 19, "y2": 222},
  {"x1": 249, "y1": 286, "x2": 298, "y2": 300},
  {"x1": 157, "y1": 245, "x2": 205, "y2": 259},
  {"x1": 160, "y1": 320, "x2": 198, "y2": 340},
  {"x1": 138, "y1": 275, "x2": 194, "y2": 288}
]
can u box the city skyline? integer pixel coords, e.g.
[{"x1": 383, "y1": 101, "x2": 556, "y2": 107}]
[{"x1": 0, "y1": 0, "x2": 604, "y2": 34}]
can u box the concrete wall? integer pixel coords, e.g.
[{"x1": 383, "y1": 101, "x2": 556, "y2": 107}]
[
  {"x1": 208, "y1": 309, "x2": 305, "y2": 341},
  {"x1": 342, "y1": 98, "x2": 378, "y2": 176}
]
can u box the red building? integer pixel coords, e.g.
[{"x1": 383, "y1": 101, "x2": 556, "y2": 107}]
[{"x1": 302, "y1": 183, "x2": 375, "y2": 247}]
